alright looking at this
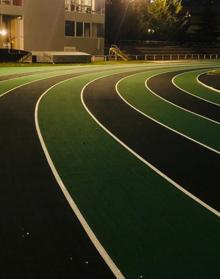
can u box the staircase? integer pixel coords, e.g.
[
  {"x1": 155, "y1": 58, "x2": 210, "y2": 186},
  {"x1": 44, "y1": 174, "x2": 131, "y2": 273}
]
[{"x1": 109, "y1": 45, "x2": 129, "y2": 61}]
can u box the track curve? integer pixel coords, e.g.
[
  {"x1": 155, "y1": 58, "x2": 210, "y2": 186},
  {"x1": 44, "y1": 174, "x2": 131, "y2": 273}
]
[
  {"x1": 147, "y1": 69, "x2": 220, "y2": 123},
  {"x1": 198, "y1": 73, "x2": 220, "y2": 91},
  {"x1": 0, "y1": 73, "x2": 115, "y2": 279},
  {"x1": 83, "y1": 72, "x2": 220, "y2": 213}
]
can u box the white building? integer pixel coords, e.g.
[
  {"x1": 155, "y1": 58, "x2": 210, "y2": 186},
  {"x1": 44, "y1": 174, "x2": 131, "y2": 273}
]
[{"x1": 0, "y1": 0, "x2": 105, "y2": 55}]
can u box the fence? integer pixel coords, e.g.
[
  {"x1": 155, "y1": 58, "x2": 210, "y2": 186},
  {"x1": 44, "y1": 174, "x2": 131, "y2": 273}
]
[{"x1": 93, "y1": 53, "x2": 220, "y2": 62}]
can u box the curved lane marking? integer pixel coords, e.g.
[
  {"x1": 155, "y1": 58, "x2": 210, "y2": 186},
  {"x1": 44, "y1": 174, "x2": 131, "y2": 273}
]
[
  {"x1": 172, "y1": 70, "x2": 220, "y2": 107},
  {"x1": 145, "y1": 72, "x2": 220, "y2": 125},
  {"x1": 81, "y1": 73, "x2": 220, "y2": 218},
  {"x1": 35, "y1": 75, "x2": 126, "y2": 279},
  {"x1": 116, "y1": 71, "x2": 220, "y2": 155},
  {"x1": 0, "y1": 62, "x2": 217, "y2": 98},
  {"x1": 196, "y1": 72, "x2": 220, "y2": 94},
  {"x1": 0, "y1": 70, "x2": 83, "y2": 98}
]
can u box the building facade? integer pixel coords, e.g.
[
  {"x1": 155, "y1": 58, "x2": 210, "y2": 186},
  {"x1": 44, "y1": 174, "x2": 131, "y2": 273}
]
[{"x1": 0, "y1": 0, "x2": 105, "y2": 54}]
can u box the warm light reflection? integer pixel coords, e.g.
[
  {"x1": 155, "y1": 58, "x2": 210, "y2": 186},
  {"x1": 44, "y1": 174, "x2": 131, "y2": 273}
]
[{"x1": 0, "y1": 29, "x2": 7, "y2": 36}]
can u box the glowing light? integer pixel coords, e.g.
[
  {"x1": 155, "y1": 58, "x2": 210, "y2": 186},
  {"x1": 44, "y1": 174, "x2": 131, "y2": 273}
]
[{"x1": 0, "y1": 29, "x2": 7, "y2": 36}]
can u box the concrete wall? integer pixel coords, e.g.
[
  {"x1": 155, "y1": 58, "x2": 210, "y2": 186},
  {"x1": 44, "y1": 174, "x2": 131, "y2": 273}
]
[
  {"x1": 64, "y1": 37, "x2": 104, "y2": 55},
  {"x1": 23, "y1": 0, "x2": 65, "y2": 51}
]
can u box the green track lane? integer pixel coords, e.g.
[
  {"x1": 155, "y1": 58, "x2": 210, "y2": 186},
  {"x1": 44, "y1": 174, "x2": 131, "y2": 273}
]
[
  {"x1": 39, "y1": 68, "x2": 220, "y2": 279},
  {"x1": 0, "y1": 65, "x2": 82, "y2": 76},
  {"x1": 0, "y1": 70, "x2": 77, "y2": 96},
  {"x1": 0, "y1": 65, "x2": 133, "y2": 97},
  {"x1": 118, "y1": 69, "x2": 220, "y2": 152},
  {"x1": 0, "y1": 63, "x2": 197, "y2": 97},
  {"x1": 0, "y1": 63, "x2": 158, "y2": 96},
  {"x1": 173, "y1": 68, "x2": 220, "y2": 104}
]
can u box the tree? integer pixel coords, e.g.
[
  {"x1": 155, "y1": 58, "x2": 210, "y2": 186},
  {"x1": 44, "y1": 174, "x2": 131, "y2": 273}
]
[{"x1": 144, "y1": 0, "x2": 190, "y2": 40}]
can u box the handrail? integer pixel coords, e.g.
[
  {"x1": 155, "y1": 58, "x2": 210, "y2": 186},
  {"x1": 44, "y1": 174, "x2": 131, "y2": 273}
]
[{"x1": 109, "y1": 45, "x2": 129, "y2": 61}]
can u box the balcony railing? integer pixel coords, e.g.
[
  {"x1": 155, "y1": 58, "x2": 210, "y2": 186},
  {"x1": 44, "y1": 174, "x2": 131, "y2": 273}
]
[
  {"x1": 65, "y1": 0, "x2": 104, "y2": 15},
  {"x1": 0, "y1": 0, "x2": 22, "y2": 6}
]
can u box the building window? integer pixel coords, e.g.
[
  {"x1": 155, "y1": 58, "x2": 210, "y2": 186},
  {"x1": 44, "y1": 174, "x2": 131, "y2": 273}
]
[
  {"x1": 92, "y1": 23, "x2": 104, "y2": 38},
  {"x1": 1, "y1": 0, "x2": 22, "y2": 5},
  {"x1": 84, "y1": 22, "x2": 91, "y2": 37},
  {"x1": 76, "y1": 22, "x2": 83, "y2": 37},
  {"x1": 65, "y1": 21, "x2": 75, "y2": 36},
  {"x1": 13, "y1": 0, "x2": 22, "y2": 5},
  {"x1": 1, "y1": 0, "x2": 11, "y2": 4},
  {"x1": 65, "y1": 0, "x2": 93, "y2": 13}
]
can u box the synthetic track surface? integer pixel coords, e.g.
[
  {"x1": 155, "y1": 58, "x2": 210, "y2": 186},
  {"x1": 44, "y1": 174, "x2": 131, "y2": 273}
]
[
  {"x1": 199, "y1": 73, "x2": 220, "y2": 90},
  {"x1": 83, "y1": 72, "x2": 220, "y2": 212},
  {"x1": 0, "y1": 70, "x2": 56, "y2": 81},
  {"x1": 118, "y1": 70, "x2": 220, "y2": 152},
  {"x1": 1, "y1": 63, "x2": 220, "y2": 279},
  {"x1": 0, "y1": 73, "x2": 115, "y2": 279},
  {"x1": 147, "y1": 70, "x2": 220, "y2": 122},
  {"x1": 173, "y1": 69, "x2": 220, "y2": 105}
]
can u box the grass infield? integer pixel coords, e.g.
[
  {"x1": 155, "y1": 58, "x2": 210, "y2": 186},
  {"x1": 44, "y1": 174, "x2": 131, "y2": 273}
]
[{"x1": 38, "y1": 66, "x2": 220, "y2": 278}]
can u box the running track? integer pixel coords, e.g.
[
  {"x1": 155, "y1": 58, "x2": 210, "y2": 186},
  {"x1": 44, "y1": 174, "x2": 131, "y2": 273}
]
[
  {"x1": 147, "y1": 70, "x2": 220, "y2": 123},
  {"x1": 199, "y1": 73, "x2": 220, "y2": 91},
  {"x1": 0, "y1": 65, "x2": 219, "y2": 278},
  {"x1": 0, "y1": 72, "x2": 115, "y2": 279},
  {"x1": 83, "y1": 71, "x2": 220, "y2": 213}
]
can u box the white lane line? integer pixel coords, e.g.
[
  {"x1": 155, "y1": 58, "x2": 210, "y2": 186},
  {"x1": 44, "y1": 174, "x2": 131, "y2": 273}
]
[
  {"x1": 0, "y1": 67, "x2": 113, "y2": 98},
  {"x1": 35, "y1": 75, "x2": 126, "y2": 279},
  {"x1": 145, "y1": 72, "x2": 220, "y2": 125},
  {"x1": 0, "y1": 63, "x2": 217, "y2": 99},
  {"x1": 0, "y1": 65, "x2": 158, "y2": 97},
  {"x1": 81, "y1": 75, "x2": 220, "y2": 218},
  {"x1": 196, "y1": 72, "x2": 220, "y2": 94},
  {"x1": 116, "y1": 72, "x2": 220, "y2": 155},
  {"x1": 172, "y1": 70, "x2": 220, "y2": 107},
  {"x1": 0, "y1": 70, "x2": 80, "y2": 99}
]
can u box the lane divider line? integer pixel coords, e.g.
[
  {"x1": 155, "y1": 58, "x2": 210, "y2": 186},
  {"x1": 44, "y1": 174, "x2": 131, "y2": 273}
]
[
  {"x1": 172, "y1": 70, "x2": 220, "y2": 107},
  {"x1": 0, "y1": 62, "x2": 217, "y2": 99},
  {"x1": 81, "y1": 74, "x2": 220, "y2": 218},
  {"x1": 0, "y1": 70, "x2": 82, "y2": 99},
  {"x1": 145, "y1": 72, "x2": 220, "y2": 125},
  {"x1": 0, "y1": 65, "x2": 160, "y2": 98},
  {"x1": 35, "y1": 75, "x2": 126, "y2": 279},
  {"x1": 116, "y1": 72, "x2": 220, "y2": 155},
  {"x1": 196, "y1": 72, "x2": 220, "y2": 94}
]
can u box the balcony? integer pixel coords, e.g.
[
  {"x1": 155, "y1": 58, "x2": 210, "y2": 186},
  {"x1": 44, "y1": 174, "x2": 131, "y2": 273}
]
[
  {"x1": 65, "y1": 0, "x2": 104, "y2": 15},
  {"x1": 0, "y1": 0, "x2": 22, "y2": 6}
]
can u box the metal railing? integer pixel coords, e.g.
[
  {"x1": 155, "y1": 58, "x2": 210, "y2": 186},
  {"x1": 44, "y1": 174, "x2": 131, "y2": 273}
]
[
  {"x1": 0, "y1": 0, "x2": 22, "y2": 6},
  {"x1": 92, "y1": 53, "x2": 220, "y2": 62}
]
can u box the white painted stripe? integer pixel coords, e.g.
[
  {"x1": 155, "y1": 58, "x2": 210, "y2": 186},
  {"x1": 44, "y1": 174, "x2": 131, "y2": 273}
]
[
  {"x1": 0, "y1": 62, "x2": 217, "y2": 99},
  {"x1": 0, "y1": 70, "x2": 79, "y2": 99},
  {"x1": 0, "y1": 65, "x2": 162, "y2": 97},
  {"x1": 81, "y1": 74, "x2": 220, "y2": 218},
  {"x1": 35, "y1": 75, "x2": 126, "y2": 279},
  {"x1": 196, "y1": 72, "x2": 220, "y2": 94},
  {"x1": 0, "y1": 67, "x2": 114, "y2": 98},
  {"x1": 145, "y1": 72, "x2": 220, "y2": 125},
  {"x1": 116, "y1": 72, "x2": 220, "y2": 154},
  {"x1": 172, "y1": 70, "x2": 220, "y2": 107}
]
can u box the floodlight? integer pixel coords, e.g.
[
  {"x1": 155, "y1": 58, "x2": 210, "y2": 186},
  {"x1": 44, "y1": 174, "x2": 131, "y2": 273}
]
[{"x1": 0, "y1": 29, "x2": 7, "y2": 36}]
